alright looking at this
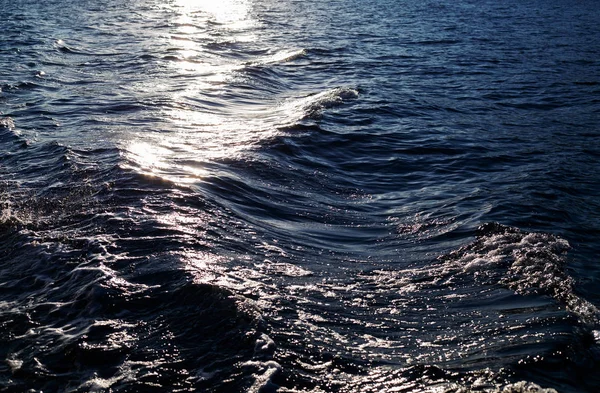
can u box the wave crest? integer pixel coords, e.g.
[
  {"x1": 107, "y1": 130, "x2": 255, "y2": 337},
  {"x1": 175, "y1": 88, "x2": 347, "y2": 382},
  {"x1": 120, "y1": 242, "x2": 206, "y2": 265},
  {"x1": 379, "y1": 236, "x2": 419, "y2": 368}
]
[
  {"x1": 440, "y1": 223, "x2": 598, "y2": 324},
  {"x1": 279, "y1": 87, "x2": 359, "y2": 122}
]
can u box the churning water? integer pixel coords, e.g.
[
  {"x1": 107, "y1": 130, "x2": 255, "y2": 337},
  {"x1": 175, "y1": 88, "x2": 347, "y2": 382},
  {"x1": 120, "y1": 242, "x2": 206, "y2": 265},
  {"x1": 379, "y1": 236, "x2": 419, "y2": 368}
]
[{"x1": 1, "y1": 0, "x2": 600, "y2": 392}]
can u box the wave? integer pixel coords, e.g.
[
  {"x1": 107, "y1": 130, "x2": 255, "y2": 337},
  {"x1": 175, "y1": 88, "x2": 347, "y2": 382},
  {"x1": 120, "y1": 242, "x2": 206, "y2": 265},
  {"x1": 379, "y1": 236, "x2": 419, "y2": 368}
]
[
  {"x1": 54, "y1": 39, "x2": 88, "y2": 55},
  {"x1": 276, "y1": 87, "x2": 359, "y2": 124},
  {"x1": 0, "y1": 138, "x2": 276, "y2": 392},
  {"x1": 53, "y1": 39, "x2": 119, "y2": 57},
  {"x1": 252, "y1": 48, "x2": 307, "y2": 66},
  {"x1": 0, "y1": 116, "x2": 15, "y2": 130},
  {"x1": 3, "y1": 272, "x2": 273, "y2": 391},
  {"x1": 332, "y1": 365, "x2": 560, "y2": 393},
  {"x1": 375, "y1": 222, "x2": 599, "y2": 328},
  {"x1": 261, "y1": 222, "x2": 598, "y2": 392},
  {"x1": 439, "y1": 223, "x2": 599, "y2": 325},
  {"x1": 0, "y1": 195, "x2": 23, "y2": 233}
]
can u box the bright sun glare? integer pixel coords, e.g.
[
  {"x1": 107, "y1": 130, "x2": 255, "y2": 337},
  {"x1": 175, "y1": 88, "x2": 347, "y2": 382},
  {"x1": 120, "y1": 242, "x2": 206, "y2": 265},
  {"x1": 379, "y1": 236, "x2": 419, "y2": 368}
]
[
  {"x1": 177, "y1": 0, "x2": 252, "y2": 24},
  {"x1": 122, "y1": 0, "x2": 262, "y2": 184}
]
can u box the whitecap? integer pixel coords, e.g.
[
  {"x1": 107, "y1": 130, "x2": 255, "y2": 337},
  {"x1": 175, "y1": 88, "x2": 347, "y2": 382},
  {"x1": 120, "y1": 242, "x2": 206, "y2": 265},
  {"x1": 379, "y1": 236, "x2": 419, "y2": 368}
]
[
  {"x1": 277, "y1": 87, "x2": 359, "y2": 123},
  {"x1": 0, "y1": 117, "x2": 15, "y2": 129},
  {"x1": 6, "y1": 357, "x2": 23, "y2": 374},
  {"x1": 257, "y1": 48, "x2": 307, "y2": 65},
  {"x1": 244, "y1": 360, "x2": 282, "y2": 393},
  {"x1": 443, "y1": 223, "x2": 599, "y2": 324},
  {"x1": 499, "y1": 381, "x2": 558, "y2": 393},
  {"x1": 254, "y1": 333, "x2": 276, "y2": 355}
]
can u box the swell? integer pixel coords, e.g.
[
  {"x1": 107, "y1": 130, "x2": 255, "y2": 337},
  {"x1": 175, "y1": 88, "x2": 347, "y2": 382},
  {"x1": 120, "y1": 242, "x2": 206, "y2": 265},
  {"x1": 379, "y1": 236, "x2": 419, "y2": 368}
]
[
  {"x1": 263, "y1": 223, "x2": 600, "y2": 393},
  {"x1": 2, "y1": 1, "x2": 599, "y2": 392},
  {"x1": 0, "y1": 130, "x2": 277, "y2": 392}
]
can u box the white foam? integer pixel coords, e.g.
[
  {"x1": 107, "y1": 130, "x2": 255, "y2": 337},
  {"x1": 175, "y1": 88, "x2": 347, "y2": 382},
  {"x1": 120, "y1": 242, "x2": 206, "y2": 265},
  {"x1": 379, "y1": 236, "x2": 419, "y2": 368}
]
[
  {"x1": 456, "y1": 225, "x2": 599, "y2": 323},
  {"x1": 244, "y1": 360, "x2": 282, "y2": 393},
  {"x1": 0, "y1": 201, "x2": 21, "y2": 227},
  {"x1": 279, "y1": 87, "x2": 359, "y2": 122},
  {"x1": 6, "y1": 357, "x2": 23, "y2": 374},
  {"x1": 375, "y1": 224, "x2": 599, "y2": 327},
  {"x1": 255, "y1": 333, "x2": 276, "y2": 354},
  {"x1": 499, "y1": 381, "x2": 558, "y2": 393},
  {"x1": 0, "y1": 117, "x2": 15, "y2": 129}
]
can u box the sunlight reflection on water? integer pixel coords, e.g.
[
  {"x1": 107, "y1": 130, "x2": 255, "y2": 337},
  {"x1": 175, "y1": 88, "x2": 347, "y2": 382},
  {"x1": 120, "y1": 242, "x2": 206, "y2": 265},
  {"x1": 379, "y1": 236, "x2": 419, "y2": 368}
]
[
  {"x1": 176, "y1": 0, "x2": 255, "y2": 27},
  {"x1": 120, "y1": 0, "x2": 266, "y2": 183}
]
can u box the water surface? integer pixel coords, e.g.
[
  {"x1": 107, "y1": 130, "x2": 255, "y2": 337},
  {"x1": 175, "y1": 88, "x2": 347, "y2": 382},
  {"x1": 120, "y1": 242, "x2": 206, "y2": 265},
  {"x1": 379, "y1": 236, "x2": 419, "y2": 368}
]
[{"x1": 1, "y1": 0, "x2": 600, "y2": 391}]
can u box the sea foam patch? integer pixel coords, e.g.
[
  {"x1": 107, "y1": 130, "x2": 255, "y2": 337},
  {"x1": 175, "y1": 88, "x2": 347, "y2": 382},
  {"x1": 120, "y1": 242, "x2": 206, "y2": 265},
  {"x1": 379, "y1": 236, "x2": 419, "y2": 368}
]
[{"x1": 438, "y1": 223, "x2": 599, "y2": 324}]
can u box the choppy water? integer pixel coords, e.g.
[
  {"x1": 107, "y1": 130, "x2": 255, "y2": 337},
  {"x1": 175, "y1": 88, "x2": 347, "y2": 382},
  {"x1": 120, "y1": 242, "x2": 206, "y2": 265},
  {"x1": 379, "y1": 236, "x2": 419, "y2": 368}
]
[{"x1": 1, "y1": 0, "x2": 600, "y2": 392}]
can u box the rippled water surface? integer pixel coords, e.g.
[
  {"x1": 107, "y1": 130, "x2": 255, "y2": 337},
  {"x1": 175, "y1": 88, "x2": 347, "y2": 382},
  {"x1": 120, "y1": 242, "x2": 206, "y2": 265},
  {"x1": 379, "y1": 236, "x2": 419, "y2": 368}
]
[{"x1": 1, "y1": 0, "x2": 600, "y2": 392}]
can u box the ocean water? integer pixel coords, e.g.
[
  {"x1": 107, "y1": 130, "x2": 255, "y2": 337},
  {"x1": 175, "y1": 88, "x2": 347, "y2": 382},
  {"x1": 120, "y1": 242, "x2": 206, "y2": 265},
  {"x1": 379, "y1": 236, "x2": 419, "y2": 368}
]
[{"x1": 1, "y1": 0, "x2": 599, "y2": 392}]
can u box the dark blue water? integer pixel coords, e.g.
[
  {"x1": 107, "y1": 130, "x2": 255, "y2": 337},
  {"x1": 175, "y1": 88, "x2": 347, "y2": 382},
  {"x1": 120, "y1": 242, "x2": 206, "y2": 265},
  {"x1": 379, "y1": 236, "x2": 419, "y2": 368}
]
[{"x1": 1, "y1": 0, "x2": 600, "y2": 391}]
